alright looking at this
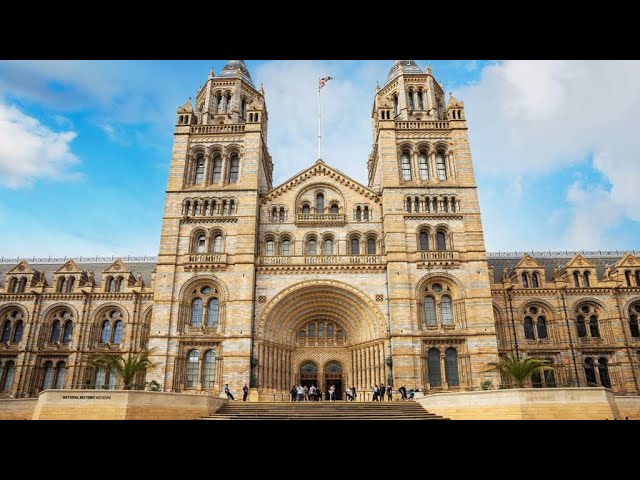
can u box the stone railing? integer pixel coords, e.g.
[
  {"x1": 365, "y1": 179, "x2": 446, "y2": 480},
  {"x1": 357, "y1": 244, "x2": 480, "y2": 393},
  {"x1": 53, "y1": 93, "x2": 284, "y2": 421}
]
[
  {"x1": 184, "y1": 253, "x2": 227, "y2": 271},
  {"x1": 295, "y1": 213, "x2": 346, "y2": 226},
  {"x1": 190, "y1": 124, "x2": 245, "y2": 134},
  {"x1": 258, "y1": 255, "x2": 383, "y2": 266},
  {"x1": 414, "y1": 251, "x2": 460, "y2": 268},
  {"x1": 395, "y1": 121, "x2": 449, "y2": 130}
]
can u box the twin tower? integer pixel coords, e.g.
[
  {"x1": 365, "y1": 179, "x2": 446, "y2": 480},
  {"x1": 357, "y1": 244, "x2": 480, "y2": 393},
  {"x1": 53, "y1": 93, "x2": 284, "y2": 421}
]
[{"x1": 150, "y1": 60, "x2": 497, "y2": 396}]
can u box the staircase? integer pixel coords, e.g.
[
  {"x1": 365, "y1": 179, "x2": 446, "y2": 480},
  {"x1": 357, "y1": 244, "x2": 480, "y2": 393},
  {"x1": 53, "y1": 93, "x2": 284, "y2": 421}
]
[{"x1": 200, "y1": 400, "x2": 448, "y2": 420}]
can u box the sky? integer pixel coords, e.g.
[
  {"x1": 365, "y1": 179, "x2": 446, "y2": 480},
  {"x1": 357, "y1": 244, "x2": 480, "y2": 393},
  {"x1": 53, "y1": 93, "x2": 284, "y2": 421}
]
[{"x1": 0, "y1": 60, "x2": 638, "y2": 259}]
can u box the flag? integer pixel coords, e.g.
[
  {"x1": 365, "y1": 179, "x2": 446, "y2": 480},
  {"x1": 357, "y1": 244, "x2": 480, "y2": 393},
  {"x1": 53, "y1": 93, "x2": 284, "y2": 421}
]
[{"x1": 319, "y1": 76, "x2": 333, "y2": 89}]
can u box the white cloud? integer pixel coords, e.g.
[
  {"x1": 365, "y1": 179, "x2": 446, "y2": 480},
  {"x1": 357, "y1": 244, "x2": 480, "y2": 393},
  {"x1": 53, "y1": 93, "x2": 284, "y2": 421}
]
[
  {"x1": 0, "y1": 101, "x2": 82, "y2": 188},
  {"x1": 458, "y1": 60, "x2": 640, "y2": 248}
]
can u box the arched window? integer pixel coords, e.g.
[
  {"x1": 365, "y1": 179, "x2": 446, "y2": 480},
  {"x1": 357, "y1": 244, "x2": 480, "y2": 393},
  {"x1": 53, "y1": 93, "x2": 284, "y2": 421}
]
[
  {"x1": 112, "y1": 320, "x2": 123, "y2": 344},
  {"x1": 351, "y1": 238, "x2": 360, "y2": 255},
  {"x1": 54, "y1": 361, "x2": 66, "y2": 389},
  {"x1": 544, "y1": 367, "x2": 557, "y2": 388},
  {"x1": 194, "y1": 156, "x2": 205, "y2": 184},
  {"x1": 265, "y1": 239, "x2": 275, "y2": 256},
  {"x1": 107, "y1": 367, "x2": 118, "y2": 389},
  {"x1": 330, "y1": 203, "x2": 339, "y2": 214},
  {"x1": 308, "y1": 323, "x2": 316, "y2": 336},
  {"x1": 216, "y1": 94, "x2": 223, "y2": 113},
  {"x1": 279, "y1": 207, "x2": 285, "y2": 222},
  {"x1": 440, "y1": 295, "x2": 453, "y2": 325},
  {"x1": 307, "y1": 237, "x2": 317, "y2": 256},
  {"x1": 302, "y1": 203, "x2": 310, "y2": 214},
  {"x1": 207, "y1": 298, "x2": 220, "y2": 327},
  {"x1": 57, "y1": 277, "x2": 66, "y2": 293},
  {"x1": 406, "y1": 198, "x2": 412, "y2": 212},
  {"x1": 417, "y1": 91, "x2": 424, "y2": 110},
  {"x1": 281, "y1": 239, "x2": 291, "y2": 256},
  {"x1": 327, "y1": 323, "x2": 334, "y2": 337},
  {"x1": 576, "y1": 315, "x2": 587, "y2": 337},
  {"x1": 367, "y1": 237, "x2": 376, "y2": 255},
  {"x1": 42, "y1": 361, "x2": 54, "y2": 390},
  {"x1": 356, "y1": 206, "x2": 362, "y2": 221},
  {"x1": 106, "y1": 277, "x2": 114, "y2": 292},
  {"x1": 583, "y1": 271, "x2": 590, "y2": 288},
  {"x1": 584, "y1": 357, "x2": 597, "y2": 385},
  {"x1": 191, "y1": 298, "x2": 203, "y2": 327},
  {"x1": 522, "y1": 273, "x2": 529, "y2": 288},
  {"x1": 212, "y1": 156, "x2": 222, "y2": 183},
  {"x1": 445, "y1": 348, "x2": 459, "y2": 387},
  {"x1": 436, "y1": 231, "x2": 446, "y2": 251},
  {"x1": 186, "y1": 350, "x2": 200, "y2": 388},
  {"x1": 316, "y1": 193, "x2": 324, "y2": 213},
  {"x1": 436, "y1": 153, "x2": 447, "y2": 180},
  {"x1": 531, "y1": 371, "x2": 543, "y2": 388},
  {"x1": 418, "y1": 153, "x2": 429, "y2": 180},
  {"x1": 12, "y1": 320, "x2": 23, "y2": 343},
  {"x1": 323, "y1": 238, "x2": 333, "y2": 256},
  {"x1": 537, "y1": 316, "x2": 548, "y2": 339},
  {"x1": 101, "y1": 320, "x2": 111, "y2": 343},
  {"x1": 196, "y1": 234, "x2": 206, "y2": 254},
  {"x1": 203, "y1": 351, "x2": 216, "y2": 388},
  {"x1": 67, "y1": 277, "x2": 75, "y2": 292},
  {"x1": 423, "y1": 297, "x2": 437, "y2": 326},
  {"x1": 428, "y1": 348, "x2": 441, "y2": 387},
  {"x1": 95, "y1": 366, "x2": 106, "y2": 389},
  {"x1": 629, "y1": 305, "x2": 640, "y2": 337},
  {"x1": 1, "y1": 320, "x2": 10, "y2": 343},
  {"x1": 318, "y1": 322, "x2": 324, "y2": 337},
  {"x1": 8, "y1": 278, "x2": 17, "y2": 293},
  {"x1": 636, "y1": 270, "x2": 640, "y2": 286},
  {"x1": 597, "y1": 357, "x2": 611, "y2": 388},
  {"x1": 393, "y1": 95, "x2": 399, "y2": 116},
  {"x1": 626, "y1": 271, "x2": 632, "y2": 287},
  {"x1": 116, "y1": 277, "x2": 124, "y2": 292},
  {"x1": 50, "y1": 320, "x2": 61, "y2": 343},
  {"x1": 524, "y1": 317, "x2": 535, "y2": 339},
  {"x1": 419, "y1": 231, "x2": 429, "y2": 251},
  {"x1": 1, "y1": 361, "x2": 15, "y2": 392},
  {"x1": 363, "y1": 206, "x2": 369, "y2": 221},
  {"x1": 589, "y1": 315, "x2": 600, "y2": 337},
  {"x1": 401, "y1": 151, "x2": 412, "y2": 180},
  {"x1": 62, "y1": 320, "x2": 73, "y2": 344},
  {"x1": 573, "y1": 271, "x2": 580, "y2": 288},
  {"x1": 228, "y1": 154, "x2": 239, "y2": 183},
  {"x1": 272, "y1": 208, "x2": 278, "y2": 222},
  {"x1": 532, "y1": 273, "x2": 540, "y2": 288},
  {"x1": 414, "y1": 197, "x2": 420, "y2": 213},
  {"x1": 212, "y1": 234, "x2": 223, "y2": 253},
  {"x1": 407, "y1": 90, "x2": 414, "y2": 110}
]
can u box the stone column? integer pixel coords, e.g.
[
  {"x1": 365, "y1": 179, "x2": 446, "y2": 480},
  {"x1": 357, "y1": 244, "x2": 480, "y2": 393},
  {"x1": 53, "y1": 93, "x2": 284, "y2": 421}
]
[
  {"x1": 429, "y1": 152, "x2": 437, "y2": 183},
  {"x1": 441, "y1": 353, "x2": 448, "y2": 390},
  {"x1": 203, "y1": 154, "x2": 212, "y2": 186},
  {"x1": 258, "y1": 344, "x2": 264, "y2": 388}
]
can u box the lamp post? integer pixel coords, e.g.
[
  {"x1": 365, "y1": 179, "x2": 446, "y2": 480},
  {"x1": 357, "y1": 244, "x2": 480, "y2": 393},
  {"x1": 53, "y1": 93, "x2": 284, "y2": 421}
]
[{"x1": 506, "y1": 286, "x2": 520, "y2": 361}]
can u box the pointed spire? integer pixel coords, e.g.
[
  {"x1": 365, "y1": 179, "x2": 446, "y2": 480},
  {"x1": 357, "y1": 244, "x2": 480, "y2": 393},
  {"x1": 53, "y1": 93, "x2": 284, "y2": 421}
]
[
  {"x1": 375, "y1": 81, "x2": 380, "y2": 92},
  {"x1": 259, "y1": 83, "x2": 265, "y2": 96},
  {"x1": 218, "y1": 60, "x2": 254, "y2": 87},
  {"x1": 209, "y1": 68, "x2": 215, "y2": 79}
]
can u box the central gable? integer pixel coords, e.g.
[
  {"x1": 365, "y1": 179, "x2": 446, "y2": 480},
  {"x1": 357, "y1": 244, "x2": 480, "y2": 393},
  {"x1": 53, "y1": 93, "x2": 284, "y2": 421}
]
[{"x1": 262, "y1": 159, "x2": 380, "y2": 204}]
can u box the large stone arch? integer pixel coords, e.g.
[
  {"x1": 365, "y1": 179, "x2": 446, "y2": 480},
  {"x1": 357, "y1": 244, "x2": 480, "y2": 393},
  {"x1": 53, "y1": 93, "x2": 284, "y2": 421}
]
[{"x1": 258, "y1": 279, "x2": 386, "y2": 346}]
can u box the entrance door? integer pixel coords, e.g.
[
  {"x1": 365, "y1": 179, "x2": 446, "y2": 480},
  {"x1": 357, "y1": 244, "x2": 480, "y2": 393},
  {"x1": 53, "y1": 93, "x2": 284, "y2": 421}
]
[
  {"x1": 324, "y1": 361, "x2": 343, "y2": 400},
  {"x1": 299, "y1": 361, "x2": 319, "y2": 391}
]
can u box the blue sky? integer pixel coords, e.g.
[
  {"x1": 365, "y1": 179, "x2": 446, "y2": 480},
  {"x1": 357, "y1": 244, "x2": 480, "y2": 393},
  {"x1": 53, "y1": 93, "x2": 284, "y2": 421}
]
[{"x1": 0, "y1": 60, "x2": 638, "y2": 258}]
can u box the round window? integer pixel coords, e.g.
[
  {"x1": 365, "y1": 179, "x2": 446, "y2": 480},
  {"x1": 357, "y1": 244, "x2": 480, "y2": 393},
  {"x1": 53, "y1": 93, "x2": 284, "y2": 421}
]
[
  {"x1": 201, "y1": 286, "x2": 212, "y2": 295},
  {"x1": 581, "y1": 305, "x2": 590, "y2": 314},
  {"x1": 431, "y1": 284, "x2": 443, "y2": 293},
  {"x1": 529, "y1": 307, "x2": 538, "y2": 315}
]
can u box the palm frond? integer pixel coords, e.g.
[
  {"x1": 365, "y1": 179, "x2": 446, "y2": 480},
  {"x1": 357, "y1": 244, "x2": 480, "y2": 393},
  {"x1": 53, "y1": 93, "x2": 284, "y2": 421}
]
[
  {"x1": 91, "y1": 348, "x2": 158, "y2": 389},
  {"x1": 484, "y1": 355, "x2": 554, "y2": 388}
]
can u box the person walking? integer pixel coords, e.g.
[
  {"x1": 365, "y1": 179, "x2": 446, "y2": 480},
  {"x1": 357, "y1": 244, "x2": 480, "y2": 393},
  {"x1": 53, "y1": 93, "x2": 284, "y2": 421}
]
[
  {"x1": 242, "y1": 383, "x2": 249, "y2": 401},
  {"x1": 329, "y1": 384, "x2": 336, "y2": 401},
  {"x1": 351, "y1": 386, "x2": 357, "y2": 402},
  {"x1": 372, "y1": 384, "x2": 378, "y2": 401},
  {"x1": 398, "y1": 385, "x2": 407, "y2": 400},
  {"x1": 297, "y1": 384, "x2": 304, "y2": 402},
  {"x1": 379, "y1": 381, "x2": 386, "y2": 401},
  {"x1": 224, "y1": 383, "x2": 235, "y2": 400},
  {"x1": 346, "y1": 386, "x2": 352, "y2": 401},
  {"x1": 387, "y1": 383, "x2": 392, "y2": 401},
  {"x1": 310, "y1": 384, "x2": 316, "y2": 401},
  {"x1": 290, "y1": 385, "x2": 297, "y2": 401}
]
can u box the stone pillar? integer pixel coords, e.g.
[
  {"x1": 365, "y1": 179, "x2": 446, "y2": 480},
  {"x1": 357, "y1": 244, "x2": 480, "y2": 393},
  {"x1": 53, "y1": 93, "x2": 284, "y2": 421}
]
[
  {"x1": 441, "y1": 353, "x2": 448, "y2": 390},
  {"x1": 429, "y1": 152, "x2": 437, "y2": 183},
  {"x1": 203, "y1": 154, "x2": 212, "y2": 186},
  {"x1": 258, "y1": 344, "x2": 264, "y2": 388}
]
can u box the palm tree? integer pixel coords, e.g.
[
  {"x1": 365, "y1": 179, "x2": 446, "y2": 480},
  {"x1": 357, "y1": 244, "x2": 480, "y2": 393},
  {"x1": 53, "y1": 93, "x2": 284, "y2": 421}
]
[
  {"x1": 484, "y1": 355, "x2": 554, "y2": 389},
  {"x1": 91, "y1": 349, "x2": 157, "y2": 390}
]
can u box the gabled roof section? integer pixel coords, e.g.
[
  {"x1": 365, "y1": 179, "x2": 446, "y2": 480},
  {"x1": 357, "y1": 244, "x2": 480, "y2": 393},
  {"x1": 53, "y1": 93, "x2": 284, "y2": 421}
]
[
  {"x1": 54, "y1": 259, "x2": 83, "y2": 274},
  {"x1": 512, "y1": 254, "x2": 543, "y2": 270},
  {"x1": 562, "y1": 253, "x2": 596, "y2": 270},
  {"x1": 6, "y1": 260, "x2": 36, "y2": 275},
  {"x1": 103, "y1": 259, "x2": 132, "y2": 274},
  {"x1": 613, "y1": 252, "x2": 640, "y2": 269},
  {"x1": 262, "y1": 159, "x2": 380, "y2": 203}
]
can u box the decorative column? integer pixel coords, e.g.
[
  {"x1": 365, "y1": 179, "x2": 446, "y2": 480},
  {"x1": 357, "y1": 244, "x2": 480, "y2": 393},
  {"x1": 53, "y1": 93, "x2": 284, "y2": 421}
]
[
  {"x1": 203, "y1": 154, "x2": 212, "y2": 186},
  {"x1": 429, "y1": 152, "x2": 437, "y2": 183},
  {"x1": 441, "y1": 353, "x2": 448, "y2": 390}
]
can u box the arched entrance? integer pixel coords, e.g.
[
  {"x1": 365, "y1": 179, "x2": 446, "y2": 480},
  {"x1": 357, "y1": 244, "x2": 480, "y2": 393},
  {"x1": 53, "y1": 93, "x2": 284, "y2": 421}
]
[{"x1": 256, "y1": 280, "x2": 388, "y2": 395}]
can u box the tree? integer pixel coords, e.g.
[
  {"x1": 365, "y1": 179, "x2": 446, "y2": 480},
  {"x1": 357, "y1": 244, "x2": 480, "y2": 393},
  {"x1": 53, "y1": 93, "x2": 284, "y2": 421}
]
[
  {"x1": 484, "y1": 355, "x2": 554, "y2": 389},
  {"x1": 91, "y1": 349, "x2": 157, "y2": 390}
]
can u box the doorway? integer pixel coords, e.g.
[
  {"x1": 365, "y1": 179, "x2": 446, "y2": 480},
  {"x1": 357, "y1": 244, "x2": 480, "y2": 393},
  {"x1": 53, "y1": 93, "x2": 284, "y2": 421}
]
[{"x1": 324, "y1": 361, "x2": 343, "y2": 400}]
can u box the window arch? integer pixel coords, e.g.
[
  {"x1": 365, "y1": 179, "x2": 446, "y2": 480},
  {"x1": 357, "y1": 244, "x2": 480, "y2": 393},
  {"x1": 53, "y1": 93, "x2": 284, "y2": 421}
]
[
  {"x1": 186, "y1": 350, "x2": 200, "y2": 388},
  {"x1": 576, "y1": 315, "x2": 587, "y2": 337},
  {"x1": 316, "y1": 192, "x2": 325, "y2": 213},
  {"x1": 279, "y1": 207, "x2": 286, "y2": 222},
  {"x1": 265, "y1": 238, "x2": 275, "y2": 256},
  {"x1": 330, "y1": 203, "x2": 339, "y2": 214},
  {"x1": 445, "y1": 347, "x2": 459, "y2": 387},
  {"x1": 323, "y1": 237, "x2": 333, "y2": 256},
  {"x1": 67, "y1": 277, "x2": 75, "y2": 292},
  {"x1": 629, "y1": 303, "x2": 640, "y2": 338},
  {"x1": 54, "y1": 361, "x2": 67, "y2": 389},
  {"x1": 407, "y1": 89, "x2": 414, "y2": 110},
  {"x1": 597, "y1": 357, "x2": 611, "y2": 388},
  {"x1": 583, "y1": 271, "x2": 591, "y2": 288},
  {"x1": 367, "y1": 237, "x2": 376, "y2": 255},
  {"x1": 523, "y1": 306, "x2": 551, "y2": 341},
  {"x1": 190, "y1": 298, "x2": 203, "y2": 327},
  {"x1": 436, "y1": 231, "x2": 447, "y2": 251},
  {"x1": 113, "y1": 320, "x2": 123, "y2": 344},
  {"x1": 101, "y1": 320, "x2": 111, "y2": 343},
  {"x1": 428, "y1": 348, "x2": 441, "y2": 387},
  {"x1": 401, "y1": 151, "x2": 412, "y2": 180},
  {"x1": 203, "y1": 350, "x2": 216, "y2": 388},
  {"x1": 423, "y1": 296, "x2": 436, "y2": 326},
  {"x1": 62, "y1": 320, "x2": 73, "y2": 344},
  {"x1": 8, "y1": 278, "x2": 16, "y2": 293},
  {"x1": 589, "y1": 315, "x2": 600, "y2": 337},
  {"x1": 625, "y1": 271, "x2": 632, "y2": 287},
  {"x1": 393, "y1": 94, "x2": 399, "y2": 116},
  {"x1": 524, "y1": 316, "x2": 535, "y2": 339},
  {"x1": 42, "y1": 361, "x2": 54, "y2": 390},
  {"x1": 584, "y1": 357, "x2": 597, "y2": 386},
  {"x1": 573, "y1": 271, "x2": 580, "y2": 288},
  {"x1": 418, "y1": 152, "x2": 429, "y2": 180},
  {"x1": 281, "y1": 238, "x2": 291, "y2": 256},
  {"x1": 185, "y1": 283, "x2": 222, "y2": 331},
  {"x1": 228, "y1": 154, "x2": 239, "y2": 183},
  {"x1": 537, "y1": 316, "x2": 548, "y2": 339},
  {"x1": 194, "y1": 156, "x2": 205, "y2": 184},
  {"x1": 306, "y1": 236, "x2": 318, "y2": 256},
  {"x1": 1, "y1": 360, "x2": 15, "y2": 392},
  {"x1": 298, "y1": 320, "x2": 345, "y2": 346},
  {"x1": 12, "y1": 320, "x2": 23, "y2": 343},
  {"x1": 576, "y1": 305, "x2": 600, "y2": 339},
  {"x1": 636, "y1": 270, "x2": 640, "y2": 286},
  {"x1": 212, "y1": 234, "x2": 223, "y2": 253},
  {"x1": 422, "y1": 282, "x2": 456, "y2": 328},
  {"x1": 363, "y1": 205, "x2": 369, "y2": 221},
  {"x1": 522, "y1": 273, "x2": 529, "y2": 288},
  {"x1": 436, "y1": 152, "x2": 447, "y2": 180},
  {"x1": 195, "y1": 234, "x2": 206, "y2": 254},
  {"x1": 106, "y1": 277, "x2": 115, "y2": 292},
  {"x1": 272, "y1": 207, "x2": 278, "y2": 223},
  {"x1": 207, "y1": 298, "x2": 220, "y2": 327},
  {"x1": 356, "y1": 206, "x2": 362, "y2": 221},
  {"x1": 302, "y1": 203, "x2": 311, "y2": 214},
  {"x1": 350, "y1": 236, "x2": 360, "y2": 255},
  {"x1": 419, "y1": 230, "x2": 429, "y2": 251},
  {"x1": 212, "y1": 155, "x2": 222, "y2": 183},
  {"x1": 116, "y1": 277, "x2": 124, "y2": 292},
  {"x1": 532, "y1": 272, "x2": 540, "y2": 288},
  {"x1": 57, "y1": 277, "x2": 66, "y2": 293},
  {"x1": 1, "y1": 320, "x2": 10, "y2": 343},
  {"x1": 440, "y1": 296, "x2": 453, "y2": 325},
  {"x1": 50, "y1": 320, "x2": 61, "y2": 343}
]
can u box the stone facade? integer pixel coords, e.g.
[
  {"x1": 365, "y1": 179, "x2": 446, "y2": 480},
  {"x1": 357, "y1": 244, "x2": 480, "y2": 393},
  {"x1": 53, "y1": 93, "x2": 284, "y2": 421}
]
[{"x1": 0, "y1": 60, "x2": 639, "y2": 401}]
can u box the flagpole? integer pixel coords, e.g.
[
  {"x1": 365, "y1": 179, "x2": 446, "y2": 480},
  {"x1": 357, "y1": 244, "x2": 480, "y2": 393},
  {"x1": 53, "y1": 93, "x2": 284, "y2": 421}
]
[{"x1": 317, "y1": 81, "x2": 322, "y2": 159}]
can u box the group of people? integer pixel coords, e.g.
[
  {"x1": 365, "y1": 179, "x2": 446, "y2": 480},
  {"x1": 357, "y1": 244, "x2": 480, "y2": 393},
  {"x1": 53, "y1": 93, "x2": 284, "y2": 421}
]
[
  {"x1": 290, "y1": 384, "x2": 344, "y2": 401},
  {"x1": 223, "y1": 383, "x2": 249, "y2": 401}
]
